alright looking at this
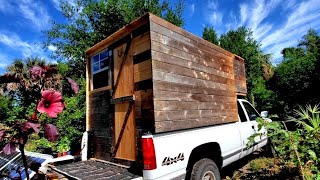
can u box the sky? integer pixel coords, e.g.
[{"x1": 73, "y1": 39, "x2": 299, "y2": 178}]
[{"x1": 0, "y1": 0, "x2": 320, "y2": 74}]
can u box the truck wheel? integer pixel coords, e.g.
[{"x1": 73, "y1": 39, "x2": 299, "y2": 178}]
[{"x1": 191, "y1": 158, "x2": 220, "y2": 180}]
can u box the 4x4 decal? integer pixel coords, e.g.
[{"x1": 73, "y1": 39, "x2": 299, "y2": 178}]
[{"x1": 162, "y1": 153, "x2": 184, "y2": 166}]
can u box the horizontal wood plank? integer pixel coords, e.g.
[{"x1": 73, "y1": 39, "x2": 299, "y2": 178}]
[
  {"x1": 152, "y1": 50, "x2": 234, "y2": 79},
  {"x1": 153, "y1": 70, "x2": 234, "y2": 91},
  {"x1": 133, "y1": 40, "x2": 151, "y2": 55},
  {"x1": 149, "y1": 16, "x2": 234, "y2": 58},
  {"x1": 155, "y1": 115, "x2": 238, "y2": 132},
  {"x1": 134, "y1": 59, "x2": 152, "y2": 73},
  {"x1": 134, "y1": 68, "x2": 152, "y2": 82},
  {"x1": 132, "y1": 32, "x2": 150, "y2": 46},
  {"x1": 150, "y1": 30, "x2": 234, "y2": 71},
  {"x1": 151, "y1": 41, "x2": 234, "y2": 79},
  {"x1": 155, "y1": 109, "x2": 237, "y2": 121},
  {"x1": 153, "y1": 80, "x2": 236, "y2": 96},
  {"x1": 154, "y1": 100, "x2": 237, "y2": 111},
  {"x1": 152, "y1": 60, "x2": 235, "y2": 86},
  {"x1": 134, "y1": 89, "x2": 153, "y2": 101},
  {"x1": 153, "y1": 90, "x2": 236, "y2": 102}
]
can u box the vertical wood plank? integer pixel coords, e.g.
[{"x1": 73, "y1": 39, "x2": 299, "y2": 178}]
[{"x1": 113, "y1": 42, "x2": 136, "y2": 161}]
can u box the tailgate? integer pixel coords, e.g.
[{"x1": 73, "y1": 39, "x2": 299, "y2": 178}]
[{"x1": 52, "y1": 159, "x2": 141, "y2": 180}]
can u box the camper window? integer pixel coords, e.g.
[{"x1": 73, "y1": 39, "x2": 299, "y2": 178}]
[{"x1": 91, "y1": 49, "x2": 112, "y2": 90}]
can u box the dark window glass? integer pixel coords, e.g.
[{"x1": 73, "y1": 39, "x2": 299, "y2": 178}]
[
  {"x1": 91, "y1": 48, "x2": 112, "y2": 90},
  {"x1": 237, "y1": 101, "x2": 247, "y2": 122},
  {"x1": 93, "y1": 55, "x2": 99, "y2": 63},
  {"x1": 93, "y1": 62, "x2": 99, "y2": 72},
  {"x1": 100, "y1": 50, "x2": 109, "y2": 59},
  {"x1": 93, "y1": 69, "x2": 109, "y2": 89},
  {"x1": 242, "y1": 102, "x2": 260, "y2": 121}
]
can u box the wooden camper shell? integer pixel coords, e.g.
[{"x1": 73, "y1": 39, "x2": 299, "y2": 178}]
[{"x1": 85, "y1": 13, "x2": 247, "y2": 161}]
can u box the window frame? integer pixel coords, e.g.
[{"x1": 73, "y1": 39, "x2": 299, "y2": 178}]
[
  {"x1": 241, "y1": 101, "x2": 261, "y2": 121},
  {"x1": 90, "y1": 49, "x2": 113, "y2": 91}
]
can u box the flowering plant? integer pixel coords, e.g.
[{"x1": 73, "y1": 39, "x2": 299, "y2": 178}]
[{"x1": 0, "y1": 63, "x2": 78, "y2": 180}]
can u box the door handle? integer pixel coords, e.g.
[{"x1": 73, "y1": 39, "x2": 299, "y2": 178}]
[{"x1": 251, "y1": 125, "x2": 255, "y2": 130}]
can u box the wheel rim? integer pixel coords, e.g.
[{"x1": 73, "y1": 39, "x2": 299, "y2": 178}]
[{"x1": 202, "y1": 171, "x2": 216, "y2": 180}]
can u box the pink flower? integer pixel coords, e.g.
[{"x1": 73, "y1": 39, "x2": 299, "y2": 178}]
[
  {"x1": 37, "y1": 90, "x2": 64, "y2": 118},
  {"x1": 30, "y1": 66, "x2": 44, "y2": 79},
  {"x1": 67, "y1": 77, "x2": 79, "y2": 94}
]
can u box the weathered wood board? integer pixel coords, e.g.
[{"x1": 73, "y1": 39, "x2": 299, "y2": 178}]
[
  {"x1": 149, "y1": 13, "x2": 239, "y2": 132},
  {"x1": 85, "y1": 13, "x2": 247, "y2": 161}
]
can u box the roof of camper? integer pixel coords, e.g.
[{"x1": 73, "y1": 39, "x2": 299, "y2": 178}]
[
  {"x1": 85, "y1": 13, "x2": 151, "y2": 56},
  {"x1": 85, "y1": 12, "x2": 244, "y2": 61}
]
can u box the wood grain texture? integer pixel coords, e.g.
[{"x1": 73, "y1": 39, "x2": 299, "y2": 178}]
[
  {"x1": 86, "y1": 14, "x2": 149, "y2": 56},
  {"x1": 233, "y1": 56, "x2": 247, "y2": 94},
  {"x1": 88, "y1": 90, "x2": 113, "y2": 160},
  {"x1": 155, "y1": 115, "x2": 238, "y2": 133},
  {"x1": 151, "y1": 41, "x2": 234, "y2": 79},
  {"x1": 152, "y1": 50, "x2": 233, "y2": 79},
  {"x1": 113, "y1": 43, "x2": 136, "y2": 161},
  {"x1": 153, "y1": 90, "x2": 236, "y2": 102},
  {"x1": 153, "y1": 70, "x2": 231, "y2": 91},
  {"x1": 113, "y1": 43, "x2": 127, "y2": 86},
  {"x1": 152, "y1": 60, "x2": 235, "y2": 86},
  {"x1": 148, "y1": 15, "x2": 234, "y2": 57},
  {"x1": 155, "y1": 109, "x2": 236, "y2": 121},
  {"x1": 150, "y1": 30, "x2": 234, "y2": 70},
  {"x1": 134, "y1": 89, "x2": 154, "y2": 119},
  {"x1": 154, "y1": 100, "x2": 237, "y2": 111},
  {"x1": 149, "y1": 13, "x2": 240, "y2": 132},
  {"x1": 153, "y1": 80, "x2": 236, "y2": 97}
]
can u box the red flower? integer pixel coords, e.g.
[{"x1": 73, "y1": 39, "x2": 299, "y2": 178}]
[
  {"x1": 30, "y1": 66, "x2": 44, "y2": 79},
  {"x1": 67, "y1": 77, "x2": 79, "y2": 94},
  {"x1": 37, "y1": 90, "x2": 64, "y2": 118}
]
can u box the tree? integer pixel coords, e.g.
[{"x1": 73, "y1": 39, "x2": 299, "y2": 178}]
[
  {"x1": 0, "y1": 95, "x2": 11, "y2": 122},
  {"x1": 202, "y1": 25, "x2": 219, "y2": 45},
  {"x1": 269, "y1": 29, "x2": 320, "y2": 118},
  {"x1": 219, "y1": 26, "x2": 273, "y2": 110},
  {"x1": 44, "y1": 0, "x2": 184, "y2": 78}
]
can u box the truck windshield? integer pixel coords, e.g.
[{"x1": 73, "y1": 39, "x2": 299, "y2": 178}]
[{"x1": 242, "y1": 102, "x2": 260, "y2": 121}]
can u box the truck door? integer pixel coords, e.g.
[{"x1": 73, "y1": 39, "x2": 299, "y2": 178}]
[
  {"x1": 238, "y1": 100, "x2": 263, "y2": 158},
  {"x1": 237, "y1": 101, "x2": 256, "y2": 158},
  {"x1": 241, "y1": 101, "x2": 263, "y2": 152}
]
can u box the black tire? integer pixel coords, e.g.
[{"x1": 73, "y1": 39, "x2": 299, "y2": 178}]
[
  {"x1": 190, "y1": 158, "x2": 221, "y2": 180},
  {"x1": 264, "y1": 139, "x2": 276, "y2": 157}
]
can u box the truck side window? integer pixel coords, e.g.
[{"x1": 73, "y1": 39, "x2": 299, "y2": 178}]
[
  {"x1": 237, "y1": 102, "x2": 247, "y2": 122},
  {"x1": 242, "y1": 102, "x2": 260, "y2": 121}
]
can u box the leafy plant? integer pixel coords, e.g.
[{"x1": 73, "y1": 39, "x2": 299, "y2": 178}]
[
  {"x1": 0, "y1": 61, "x2": 78, "y2": 180},
  {"x1": 251, "y1": 105, "x2": 320, "y2": 179}
]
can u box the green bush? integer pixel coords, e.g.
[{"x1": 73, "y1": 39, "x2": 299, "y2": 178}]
[{"x1": 252, "y1": 105, "x2": 320, "y2": 179}]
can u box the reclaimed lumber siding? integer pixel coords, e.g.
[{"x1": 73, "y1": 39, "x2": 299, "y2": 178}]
[
  {"x1": 149, "y1": 13, "x2": 238, "y2": 132},
  {"x1": 88, "y1": 90, "x2": 113, "y2": 159},
  {"x1": 233, "y1": 55, "x2": 247, "y2": 95},
  {"x1": 85, "y1": 13, "x2": 247, "y2": 159}
]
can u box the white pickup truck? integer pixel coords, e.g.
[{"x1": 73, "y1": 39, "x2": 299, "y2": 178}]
[
  {"x1": 140, "y1": 99, "x2": 268, "y2": 180},
  {"x1": 78, "y1": 98, "x2": 268, "y2": 180}
]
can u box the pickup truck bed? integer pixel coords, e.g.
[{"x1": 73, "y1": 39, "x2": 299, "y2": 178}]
[{"x1": 52, "y1": 160, "x2": 140, "y2": 180}]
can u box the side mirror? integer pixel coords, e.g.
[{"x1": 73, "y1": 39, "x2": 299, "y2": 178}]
[{"x1": 260, "y1": 111, "x2": 268, "y2": 118}]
